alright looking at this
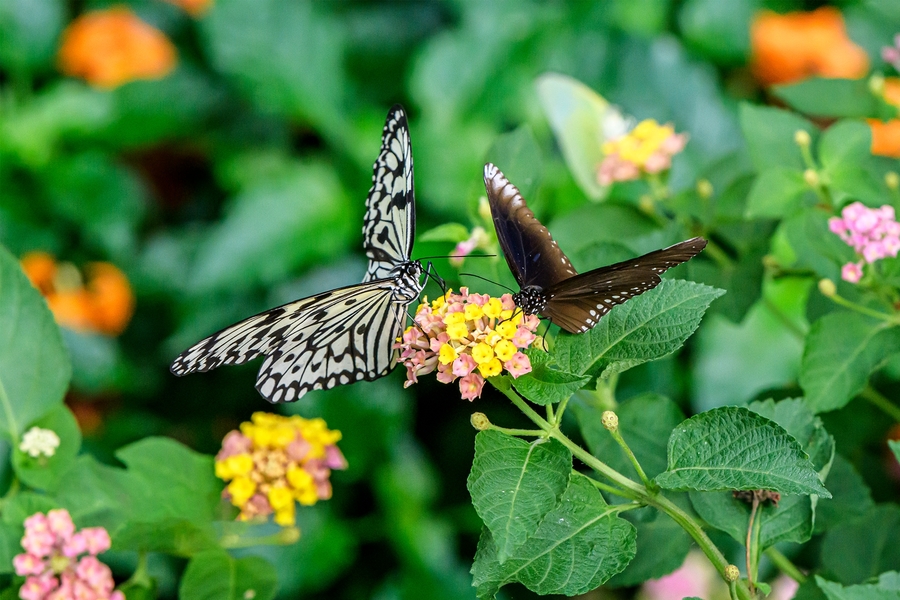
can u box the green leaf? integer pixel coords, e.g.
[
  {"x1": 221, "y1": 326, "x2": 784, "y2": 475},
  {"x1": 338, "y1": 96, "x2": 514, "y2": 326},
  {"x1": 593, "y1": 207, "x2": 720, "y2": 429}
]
[
  {"x1": 773, "y1": 79, "x2": 881, "y2": 119},
  {"x1": 739, "y1": 103, "x2": 816, "y2": 172},
  {"x1": 816, "y1": 572, "x2": 900, "y2": 600},
  {"x1": 0, "y1": 245, "x2": 71, "y2": 441},
  {"x1": 0, "y1": 0, "x2": 64, "y2": 74},
  {"x1": 12, "y1": 404, "x2": 81, "y2": 492},
  {"x1": 471, "y1": 473, "x2": 636, "y2": 598},
  {"x1": 677, "y1": 0, "x2": 754, "y2": 63},
  {"x1": 820, "y1": 505, "x2": 900, "y2": 584},
  {"x1": 745, "y1": 167, "x2": 811, "y2": 218},
  {"x1": 554, "y1": 280, "x2": 724, "y2": 377},
  {"x1": 818, "y1": 120, "x2": 872, "y2": 170},
  {"x1": 486, "y1": 125, "x2": 543, "y2": 202},
  {"x1": 573, "y1": 392, "x2": 685, "y2": 479},
  {"x1": 800, "y1": 313, "x2": 900, "y2": 413},
  {"x1": 511, "y1": 350, "x2": 589, "y2": 406},
  {"x1": 815, "y1": 454, "x2": 874, "y2": 533},
  {"x1": 689, "y1": 399, "x2": 833, "y2": 549},
  {"x1": 467, "y1": 430, "x2": 571, "y2": 563},
  {"x1": 179, "y1": 549, "x2": 277, "y2": 600},
  {"x1": 189, "y1": 162, "x2": 352, "y2": 293},
  {"x1": 418, "y1": 223, "x2": 471, "y2": 244},
  {"x1": 656, "y1": 406, "x2": 831, "y2": 497},
  {"x1": 606, "y1": 505, "x2": 692, "y2": 587},
  {"x1": 890, "y1": 440, "x2": 900, "y2": 466},
  {"x1": 536, "y1": 73, "x2": 618, "y2": 201}
]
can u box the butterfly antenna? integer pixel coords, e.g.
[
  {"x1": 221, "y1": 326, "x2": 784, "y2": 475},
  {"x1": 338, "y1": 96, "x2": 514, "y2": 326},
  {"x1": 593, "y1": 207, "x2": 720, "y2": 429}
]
[
  {"x1": 458, "y1": 272, "x2": 516, "y2": 293},
  {"x1": 423, "y1": 261, "x2": 448, "y2": 297},
  {"x1": 417, "y1": 254, "x2": 497, "y2": 260}
]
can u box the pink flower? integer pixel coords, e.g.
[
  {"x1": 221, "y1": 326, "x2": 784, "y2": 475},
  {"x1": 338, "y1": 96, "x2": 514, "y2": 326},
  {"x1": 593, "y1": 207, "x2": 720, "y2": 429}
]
[
  {"x1": 449, "y1": 227, "x2": 489, "y2": 267},
  {"x1": 14, "y1": 510, "x2": 119, "y2": 600},
  {"x1": 504, "y1": 352, "x2": 532, "y2": 378},
  {"x1": 828, "y1": 217, "x2": 846, "y2": 234},
  {"x1": 286, "y1": 436, "x2": 311, "y2": 461},
  {"x1": 323, "y1": 445, "x2": 348, "y2": 470},
  {"x1": 452, "y1": 353, "x2": 477, "y2": 377},
  {"x1": 842, "y1": 261, "x2": 864, "y2": 283},
  {"x1": 641, "y1": 552, "x2": 713, "y2": 600},
  {"x1": 216, "y1": 431, "x2": 252, "y2": 461},
  {"x1": 459, "y1": 373, "x2": 486, "y2": 401},
  {"x1": 511, "y1": 326, "x2": 536, "y2": 349}
]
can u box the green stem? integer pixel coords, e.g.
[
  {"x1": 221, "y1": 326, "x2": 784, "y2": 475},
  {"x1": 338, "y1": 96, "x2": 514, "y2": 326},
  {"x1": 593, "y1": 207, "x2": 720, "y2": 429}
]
[
  {"x1": 609, "y1": 427, "x2": 658, "y2": 492},
  {"x1": 596, "y1": 373, "x2": 618, "y2": 411},
  {"x1": 123, "y1": 551, "x2": 153, "y2": 589},
  {"x1": 489, "y1": 425, "x2": 546, "y2": 437},
  {"x1": 585, "y1": 474, "x2": 642, "y2": 501},
  {"x1": 729, "y1": 581, "x2": 740, "y2": 600},
  {"x1": 765, "y1": 547, "x2": 806, "y2": 584},
  {"x1": 554, "y1": 396, "x2": 570, "y2": 425},
  {"x1": 546, "y1": 403, "x2": 555, "y2": 423},
  {"x1": 861, "y1": 386, "x2": 900, "y2": 423},
  {"x1": 700, "y1": 239, "x2": 734, "y2": 270},
  {"x1": 827, "y1": 293, "x2": 900, "y2": 323},
  {"x1": 220, "y1": 526, "x2": 301, "y2": 548}
]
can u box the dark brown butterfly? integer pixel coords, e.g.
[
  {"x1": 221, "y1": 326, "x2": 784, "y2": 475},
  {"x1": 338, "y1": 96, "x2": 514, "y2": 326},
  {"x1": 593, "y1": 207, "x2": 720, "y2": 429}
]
[{"x1": 483, "y1": 163, "x2": 707, "y2": 334}]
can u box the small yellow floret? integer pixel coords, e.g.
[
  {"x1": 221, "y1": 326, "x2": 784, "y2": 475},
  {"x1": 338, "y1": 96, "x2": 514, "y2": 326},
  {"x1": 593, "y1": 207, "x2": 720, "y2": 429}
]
[
  {"x1": 500, "y1": 309, "x2": 513, "y2": 320},
  {"x1": 496, "y1": 321, "x2": 517, "y2": 339},
  {"x1": 447, "y1": 322, "x2": 469, "y2": 340},
  {"x1": 271, "y1": 425, "x2": 297, "y2": 448},
  {"x1": 494, "y1": 340, "x2": 516, "y2": 362},
  {"x1": 274, "y1": 505, "x2": 296, "y2": 526},
  {"x1": 444, "y1": 312, "x2": 466, "y2": 326},
  {"x1": 268, "y1": 485, "x2": 295, "y2": 510},
  {"x1": 464, "y1": 303, "x2": 484, "y2": 320},
  {"x1": 227, "y1": 477, "x2": 257, "y2": 507},
  {"x1": 221, "y1": 453, "x2": 253, "y2": 479},
  {"x1": 439, "y1": 343, "x2": 459, "y2": 365},
  {"x1": 483, "y1": 298, "x2": 503, "y2": 319},
  {"x1": 478, "y1": 358, "x2": 503, "y2": 378},
  {"x1": 287, "y1": 464, "x2": 314, "y2": 490},
  {"x1": 472, "y1": 343, "x2": 494, "y2": 364},
  {"x1": 296, "y1": 486, "x2": 319, "y2": 506}
]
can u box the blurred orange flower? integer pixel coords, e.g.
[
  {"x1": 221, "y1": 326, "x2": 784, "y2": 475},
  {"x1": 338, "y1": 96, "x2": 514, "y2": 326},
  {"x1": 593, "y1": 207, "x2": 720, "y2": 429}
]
[
  {"x1": 21, "y1": 252, "x2": 135, "y2": 336},
  {"x1": 750, "y1": 7, "x2": 869, "y2": 86},
  {"x1": 163, "y1": 0, "x2": 213, "y2": 17},
  {"x1": 867, "y1": 77, "x2": 900, "y2": 158},
  {"x1": 58, "y1": 6, "x2": 177, "y2": 89}
]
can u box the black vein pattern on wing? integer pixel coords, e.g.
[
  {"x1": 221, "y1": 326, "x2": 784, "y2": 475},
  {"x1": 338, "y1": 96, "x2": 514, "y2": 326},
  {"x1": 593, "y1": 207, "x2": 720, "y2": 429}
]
[{"x1": 363, "y1": 105, "x2": 415, "y2": 282}]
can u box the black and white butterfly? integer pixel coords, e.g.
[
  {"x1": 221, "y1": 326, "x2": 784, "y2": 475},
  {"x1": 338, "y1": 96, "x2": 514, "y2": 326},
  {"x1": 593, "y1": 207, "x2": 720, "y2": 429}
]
[
  {"x1": 171, "y1": 106, "x2": 425, "y2": 403},
  {"x1": 483, "y1": 163, "x2": 707, "y2": 334}
]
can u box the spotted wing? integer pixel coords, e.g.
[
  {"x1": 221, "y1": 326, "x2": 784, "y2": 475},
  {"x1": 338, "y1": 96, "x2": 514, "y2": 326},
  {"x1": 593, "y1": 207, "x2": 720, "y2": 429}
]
[
  {"x1": 363, "y1": 105, "x2": 415, "y2": 281},
  {"x1": 170, "y1": 280, "x2": 403, "y2": 402},
  {"x1": 542, "y1": 237, "x2": 708, "y2": 333},
  {"x1": 483, "y1": 163, "x2": 577, "y2": 290}
]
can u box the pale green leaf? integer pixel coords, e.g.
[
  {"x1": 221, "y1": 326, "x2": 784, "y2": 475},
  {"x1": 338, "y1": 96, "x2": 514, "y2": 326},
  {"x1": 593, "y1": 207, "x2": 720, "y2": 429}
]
[
  {"x1": 511, "y1": 349, "x2": 589, "y2": 406},
  {"x1": 745, "y1": 167, "x2": 810, "y2": 219},
  {"x1": 820, "y1": 505, "x2": 900, "y2": 584},
  {"x1": 890, "y1": 440, "x2": 900, "y2": 467},
  {"x1": 179, "y1": 549, "x2": 277, "y2": 600},
  {"x1": 816, "y1": 572, "x2": 900, "y2": 600},
  {"x1": 739, "y1": 103, "x2": 815, "y2": 172},
  {"x1": 418, "y1": 223, "x2": 470, "y2": 244}
]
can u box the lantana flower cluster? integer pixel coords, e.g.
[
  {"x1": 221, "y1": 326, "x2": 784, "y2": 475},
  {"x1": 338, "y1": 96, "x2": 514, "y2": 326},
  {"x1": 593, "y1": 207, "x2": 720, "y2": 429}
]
[
  {"x1": 883, "y1": 33, "x2": 900, "y2": 72},
  {"x1": 13, "y1": 509, "x2": 121, "y2": 600},
  {"x1": 597, "y1": 119, "x2": 688, "y2": 186},
  {"x1": 215, "y1": 412, "x2": 348, "y2": 527},
  {"x1": 397, "y1": 288, "x2": 540, "y2": 401},
  {"x1": 828, "y1": 202, "x2": 900, "y2": 283}
]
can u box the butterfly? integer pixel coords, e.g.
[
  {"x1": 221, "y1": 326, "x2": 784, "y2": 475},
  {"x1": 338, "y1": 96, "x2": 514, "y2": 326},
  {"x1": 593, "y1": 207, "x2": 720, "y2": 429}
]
[
  {"x1": 483, "y1": 163, "x2": 707, "y2": 334},
  {"x1": 170, "y1": 106, "x2": 425, "y2": 403}
]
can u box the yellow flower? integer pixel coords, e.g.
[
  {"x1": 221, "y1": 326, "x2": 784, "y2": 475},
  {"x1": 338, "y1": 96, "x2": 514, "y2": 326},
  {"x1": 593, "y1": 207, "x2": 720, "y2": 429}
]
[
  {"x1": 472, "y1": 343, "x2": 494, "y2": 364},
  {"x1": 274, "y1": 505, "x2": 296, "y2": 526},
  {"x1": 270, "y1": 425, "x2": 296, "y2": 448},
  {"x1": 483, "y1": 331, "x2": 501, "y2": 347},
  {"x1": 432, "y1": 292, "x2": 448, "y2": 309},
  {"x1": 483, "y1": 298, "x2": 503, "y2": 319},
  {"x1": 494, "y1": 340, "x2": 516, "y2": 362},
  {"x1": 268, "y1": 485, "x2": 294, "y2": 511},
  {"x1": 444, "y1": 312, "x2": 466, "y2": 326},
  {"x1": 464, "y1": 303, "x2": 484, "y2": 320},
  {"x1": 287, "y1": 464, "x2": 314, "y2": 490},
  {"x1": 496, "y1": 321, "x2": 517, "y2": 339},
  {"x1": 500, "y1": 309, "x2": 514, "y2": 320},
  {"x1": 218, "y1": 453, "x2": 253, "y2": 479},
  {"x1": 478, "y1": 358, "x2": 503, "y2": 378},
  {"x1": 439, "y1": 343, "x2": 459, "y2": 365},
  {"x1": 296, "y1": 486, "x2": 319, "y2": 506},
  {"x1": 227, "y1": 477, "x2": 256, "y2": 507},
  {"x1": 447, "y1": 322, "x2": 470, "y2": 340}
]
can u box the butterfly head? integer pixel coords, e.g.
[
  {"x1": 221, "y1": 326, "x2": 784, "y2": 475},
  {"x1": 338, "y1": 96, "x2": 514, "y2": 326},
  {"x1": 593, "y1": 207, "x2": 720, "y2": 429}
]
[
  {"x1": 512, "y1": 286, "x2": 547, "y2": 316},
  {"x1": 391, "y1": 260, "x2": 424, "y2": 302}
]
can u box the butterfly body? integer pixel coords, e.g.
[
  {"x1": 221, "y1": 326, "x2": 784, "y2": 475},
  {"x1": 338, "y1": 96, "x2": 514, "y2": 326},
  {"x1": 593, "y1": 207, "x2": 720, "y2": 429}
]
[
  {"x1": 483, "y1": 163, "x2": 706, "y2": 334},
  {"x1": 171, "y1": 106, "x2": 424, "y2": 403}
]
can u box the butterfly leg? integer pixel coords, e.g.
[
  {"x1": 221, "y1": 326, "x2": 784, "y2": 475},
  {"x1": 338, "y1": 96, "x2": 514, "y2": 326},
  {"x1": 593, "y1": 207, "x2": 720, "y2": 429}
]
[{"x1": 423, "y1": 261, "x2": 447, "y2": 297}]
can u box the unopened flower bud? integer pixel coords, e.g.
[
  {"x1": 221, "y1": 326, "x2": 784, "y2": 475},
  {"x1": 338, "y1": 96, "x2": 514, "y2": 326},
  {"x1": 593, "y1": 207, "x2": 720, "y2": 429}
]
[
  {"x1": 696, "y1": 179, "x2": 713, "y2": 199},
  {"x1": 886, "y1": 171, "x2": 899, "y2": 191},
  {"x1": 601, "y1": 411, "x2": 618, "y2": 431},
  {"x1": 818, "y1": 278, "x2": 837, "y2": 297},
  {"x1": 794, "y1": 129, "x2": 811, "y2": 148},
  {"x1": 638, "y1": 195, "x2": 655, "y2": 215},
  {"x1": 803, "y1": 169, "x2": 820, "y2": 188},
  {"x1": 470, "y1": 412, "x2": 491, "y2": 431},
  {"x1": 724, "y1": 564, "x2": 741, "y2": 582},
  {"x1": 869, "y1": 73, "x2": 886, "y2": 97}
]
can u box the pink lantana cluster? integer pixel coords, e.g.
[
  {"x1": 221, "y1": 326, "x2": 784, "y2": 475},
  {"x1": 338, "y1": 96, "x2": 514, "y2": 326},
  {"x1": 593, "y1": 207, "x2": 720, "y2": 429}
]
[
  {"x1": 828, "y1": 201, "x2": 900, "y2": 283},
  {"x1": 396, "y1": 288, "x2": 541, "y2": 401},
  {"x1": 13, "y1": 509, "x2": 121, "y2": 600},
  {"x1": 883, "y1": 33, "x2": 900, "y2": 71},
  {"x1": 597, "y1": 119, "x2": 688, "y2": 186}
]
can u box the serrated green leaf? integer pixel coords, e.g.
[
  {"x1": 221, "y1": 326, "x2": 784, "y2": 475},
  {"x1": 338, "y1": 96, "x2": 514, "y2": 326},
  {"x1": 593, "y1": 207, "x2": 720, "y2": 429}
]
[
  {"x1": 12, "y1": 404, "x2": 81, "y2": 492},
  {"x1": 554, "y1": 280, "x2": 724, "y2": 377},
  {"x1": 0, "y1": 245, "x2": 71, "y2": 441},
  {"x1": 467, "y1": 430, "x2": 571, "y2": 563},
  {"x1": 688, "y1": 399, "x2": 833, "y2": 549},
  {"x1": 486, "y1": 125, "x2": 542, "y2": 202},
  {"x1": 536, "y1": 73, "x2": 617, "y2": 201},
  {"x1": 606, "y1": 505, "x2": 692, "y2": 587},
  {"x1": 511, "y1": 349, "x2": 589, "y2": 406},
  {"x1": 574, "y1": 392, "x2": 685, "y2": 479},
  {"x1": 815, "y1": 454, "x2": 874, "y2": 533},
  {"x1": 773, "y1": 79, "x2": 881, "y2": 119},
  {"x1": 745, "y1": 167, "x2": 810, "y2": 218},
  {"x1": 820, "y1": 505, "x2": 900, "y2": 585},
  {"x1": 656, "y1": 406, "x2": 831, "y2": 497},
  {"x1": 739, "y1": 103, "x2": 816, "y2": 172},
  {"x1": 179, "y1": 549, "x2": 277, "y2": 600},
  {"x1": 800, "y1": 313, "x2": 900, "y2": 413},
  {"x1": 418, "y1": 223, "x2": 471, "y2": 243},
  {"x1": 816, "y1": 572, "x2": 900, "y2": 600},
  {"x1": 471, "y1": 473, "x2": 636, "y2": 598}
]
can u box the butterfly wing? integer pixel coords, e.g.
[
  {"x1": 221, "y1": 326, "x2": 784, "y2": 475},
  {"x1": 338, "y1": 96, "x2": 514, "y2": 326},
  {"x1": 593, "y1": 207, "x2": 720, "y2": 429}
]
[
  {"x1": 483, "y1": 163, "x2": 577, "y2": 289},
  {"x1": 542, "y1": 237, "x2": 708, "y2": 333},
  {"x1": 171, "y1": 279, "x2": 405, "y2": 402},
  {"x1": 363, "y1": 105, "x2": 416, "y2": 281}
]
